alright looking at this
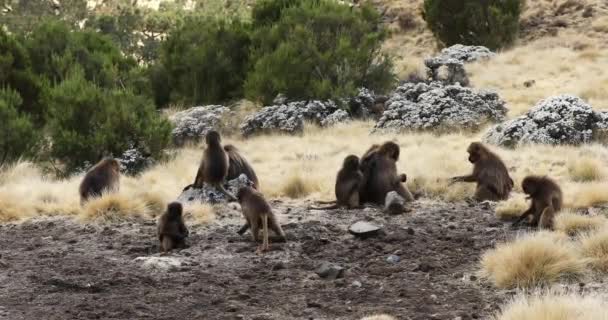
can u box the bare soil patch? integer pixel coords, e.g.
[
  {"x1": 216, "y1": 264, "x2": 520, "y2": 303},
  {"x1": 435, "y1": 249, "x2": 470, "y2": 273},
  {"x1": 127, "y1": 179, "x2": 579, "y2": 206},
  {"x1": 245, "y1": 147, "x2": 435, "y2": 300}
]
[{"x1": 0, "y1": 200, "x2": 520, "y2": 320}]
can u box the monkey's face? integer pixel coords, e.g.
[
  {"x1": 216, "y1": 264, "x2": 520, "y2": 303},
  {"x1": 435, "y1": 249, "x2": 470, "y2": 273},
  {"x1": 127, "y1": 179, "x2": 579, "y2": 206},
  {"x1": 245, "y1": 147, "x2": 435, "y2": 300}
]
[
  {"x1": 236, "y1": 187, "x2": 250, "y2": 201},
  {"x1": 380, "y1": 142, "x2": 400, "y2": 161},
  {"x1": 110, "y1": 160, "x2": 121, "y2": 173},
  {"x1": 521, "y1": 179, "x2": 536, "y2": 195},
  {"x1": 343, "y1": 155, "x2": 360, "y2": 170},
  {"x1": 205, "y1": 131, "x2": 221, "y2": 145},
  {"x1": 167, "y1": 202, "x2": 183, "y2": 218}
]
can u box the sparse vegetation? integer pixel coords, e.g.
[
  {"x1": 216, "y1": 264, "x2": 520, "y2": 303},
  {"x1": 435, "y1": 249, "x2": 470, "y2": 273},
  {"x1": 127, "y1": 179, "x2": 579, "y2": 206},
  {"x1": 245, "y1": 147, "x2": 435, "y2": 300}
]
[
  {"x1": 79, "y1": 193, "x2": 151, "y2": 223},
  {"x1": 493, "y1": 291, "x2": 608, "y2": 320},
  {"x1": 568, "y1": 157, "x2": 605, "y2": 182},
  {"x1": 480, "y1": 232, "x2": 587, "y2": 288},
  {"x1": 580, "y1": 227, "x2": 608, "y2": 272},
  {"x1": 422, "y1": 0, "x2": 522, "y2": 50},
  {"x1": 554, "y1": 211, "x2": 607, "y2": 236}
]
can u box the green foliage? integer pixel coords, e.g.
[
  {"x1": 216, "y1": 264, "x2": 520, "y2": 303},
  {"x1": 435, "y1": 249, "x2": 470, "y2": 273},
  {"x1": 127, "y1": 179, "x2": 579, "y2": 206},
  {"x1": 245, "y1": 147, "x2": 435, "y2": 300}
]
[
  {"x1": 0, "y1": 88, "x2": 38, "y2": 166},
  {"x1": 45, "y1": 69, "x2": 172, "y2": 172},
  {"x1": 0, "y1": 28, "x2": 46, "y2": 125},
  {"x1": 0, "y1": 0, "x2": 88, "y2": 33},
  {"x1": 245, "y1": 0, "x2": 395, "y2": 104},
  {"x1": 423, "y1": 0, "x2": 523, "y2": 50},
  {"x1": 159, "y1": 18, "x2": 251, "y2": 106},
  {"x1": 251, "y1": 0, "x2": 307, "y2": 26},
  {"x1": 26, "y1": 20, "x2": 139, "y2": 89}
]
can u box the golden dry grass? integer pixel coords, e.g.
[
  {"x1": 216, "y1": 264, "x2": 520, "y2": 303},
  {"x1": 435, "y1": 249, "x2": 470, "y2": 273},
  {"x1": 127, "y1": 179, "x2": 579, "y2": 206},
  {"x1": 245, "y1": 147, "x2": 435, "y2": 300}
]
[
  {"x1": 580, "y1": 227, "x2": 608, "y2": 272},
  {"x1": 4, "y1": 121, "x2": 608, "y2": 222},
  {"x1": 554, "y1": 211, "x2": 607, "y2": 236},
  {"x1": 480, "y1": 232, "x2": 587, "y2": 289},
  {"x1": 493, "y1": 291, "x2": 608, "y2": 320},
  {"x1": 469, "y1": 33, "x2": 608, "y2": 117},
  {"x1": 79, "y1": 193, "x2": 151, "y2": 223},
  {"x1": 495, "y1": 194, "x2": 528, "y2": 221},
  {"x1": 568, "y1": 157, "x2": 606, "y2": 182}
]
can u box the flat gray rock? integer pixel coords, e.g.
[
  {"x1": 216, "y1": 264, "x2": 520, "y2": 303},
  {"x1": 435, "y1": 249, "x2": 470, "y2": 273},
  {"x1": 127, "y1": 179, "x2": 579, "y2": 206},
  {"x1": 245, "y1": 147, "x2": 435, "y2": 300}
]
[{"x1": 348, "y1": 221, "x2": 381, "y2": 238}]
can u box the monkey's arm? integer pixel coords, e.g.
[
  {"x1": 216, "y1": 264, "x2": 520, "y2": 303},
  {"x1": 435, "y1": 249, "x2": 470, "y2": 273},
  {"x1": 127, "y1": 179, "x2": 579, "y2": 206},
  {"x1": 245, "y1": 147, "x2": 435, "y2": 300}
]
[
  {"x1": 237, "y1": 221, "x2": 250, "y2": 235},
  {"x1": 450, "y1": 174, "x2": 477, "y2": 184},
  {"x1": 513, "y1": 206, "x2": 535, "y2": 226},
  {"x1": 179, "y1": 222, "x2": 189, "y2": 238}
]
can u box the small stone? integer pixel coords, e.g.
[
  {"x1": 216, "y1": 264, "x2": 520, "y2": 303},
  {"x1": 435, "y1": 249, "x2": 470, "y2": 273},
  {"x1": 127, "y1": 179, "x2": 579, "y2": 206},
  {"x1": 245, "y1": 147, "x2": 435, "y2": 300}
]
[
  {"x1": 272, "y1": 262, "x2": 286, "y2": 270},
  {"x1": 415, "y1": 262, "x2": 434, "y2": 273},
  {"x1": 306, "y1": 301, "x2": 322, "y2": 308},
  {"x1": 315, "y1": 262, "x2": 344, "y2": 280},
  {"x1": 351, "y1": 281, "x2": 362, "y2": 288},
  {"x1": 384, "y1": 191, "x2": 407, "y2": 215},
  {"x1": 406, "y1": 227, "x2": 415, "y2": 235},
  {"x1": 469, "y1": 275, "x2": 478, "y2": 281},
  {"x1": 386, "y1": 255, "x2": 401, "y2": 264},
  {"x1": 348, "y1": 221, "x2": 381, "y2": 238}
]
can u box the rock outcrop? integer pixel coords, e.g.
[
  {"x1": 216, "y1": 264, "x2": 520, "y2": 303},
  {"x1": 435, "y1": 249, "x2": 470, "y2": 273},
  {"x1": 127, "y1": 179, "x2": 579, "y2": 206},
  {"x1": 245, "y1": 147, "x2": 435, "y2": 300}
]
[
  {"x1": 424, "y1": 44, "x2": 495, "y2": 86},
  {"x1": 373, "y1": 82, "x2": 507, "y2": 133},
  {"x1": 177, "y1": 174, "x2": 254, "y2": 204},
  {"x1": 483, "y1": 95, "x2": 608, "y2": 147},
  {"x1": 169, "y1": 105, "x2": 233, "y2": 146}
]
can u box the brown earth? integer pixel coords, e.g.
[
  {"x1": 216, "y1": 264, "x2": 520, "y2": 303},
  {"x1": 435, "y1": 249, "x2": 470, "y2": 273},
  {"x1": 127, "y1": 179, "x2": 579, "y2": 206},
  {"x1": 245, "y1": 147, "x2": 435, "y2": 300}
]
[{"x1": 0, "y1": 200, "x2": 523, "y2": 320}]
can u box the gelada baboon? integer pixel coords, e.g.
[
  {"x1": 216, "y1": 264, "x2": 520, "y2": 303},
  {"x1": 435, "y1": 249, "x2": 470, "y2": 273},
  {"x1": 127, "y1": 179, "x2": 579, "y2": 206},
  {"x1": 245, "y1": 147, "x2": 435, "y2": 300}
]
[
  {"x1": 236, "y1": 187, "x2": 286, "y2": 252},
  {"x1": 513, "y1": 176, "x2": 563, "y2": 229},
  {"x1": 79, "y1": 157, "x2": 120, "y2": 205},
  {"x1": 359, "y1": 141, "x2": 413, "y2": 205},
  {"x1": 310, "y1": 155, "x2": 364, "y2": 210},
  {"x1": 224, "y1": 145, "x2": 259, "y2": 190},
  {"x1": 450, "y1": 142, "x2": 513, "y2": 201},
  {"x1": 157, "y1": 202, "x2": 189, "y2": 253},
  {"x1": 192, "y1": 130, "x2": 237, "y2": 201}
]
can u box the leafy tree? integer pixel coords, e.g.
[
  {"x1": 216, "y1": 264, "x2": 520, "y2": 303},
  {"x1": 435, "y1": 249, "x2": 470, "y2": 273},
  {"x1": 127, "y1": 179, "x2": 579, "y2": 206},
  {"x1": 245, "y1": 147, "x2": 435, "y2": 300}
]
[
  {"x1": 245, "y1": 0, "x2": 395, "y2": 104},
  {"x1": 25, "y1": 20, "x2": 138, "y2": 89},
  {"x1": 423, "y1": 0, "x2": 523, "y2": 50},
  {"x1": 158, "y1": 18, "x2": 251, "y2": 106},
  {"x1": 45, "y1": 69, "x2": 171, "y2": 173},
  {"x1": 0, "y1": 88, "x2": 38, "y2": 166},
  {"x1": 0, "y1": 28, "x2": 46, "y2": 125}
]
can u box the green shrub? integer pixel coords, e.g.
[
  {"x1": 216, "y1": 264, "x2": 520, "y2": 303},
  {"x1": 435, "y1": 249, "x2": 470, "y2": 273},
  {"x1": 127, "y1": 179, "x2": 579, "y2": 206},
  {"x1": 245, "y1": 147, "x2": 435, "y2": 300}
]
[
  {"x1": 158, "y1": 18, "x2": 251, "y2": 107},
  {"x1": 25, "y1": 20, "x2": 139, "y2": 89},
  {"x1": 46, "y1": 69, "x2": 172, "y2": 173},
  {"x1": 423, "y1": 0, "x2": 523, "y2": 50},
  {"x1": 0, "y1": 89, "x2": 38, "y2": 166},
  {"x1": 245, "y1": 0, "x2": 395, "y2": 104},
  {"x1": 251, "y1": 0, "x2": 308, "y2": 26},
  {"x1": 0, "y1": 28, "x2": 46, "y2": 125}
]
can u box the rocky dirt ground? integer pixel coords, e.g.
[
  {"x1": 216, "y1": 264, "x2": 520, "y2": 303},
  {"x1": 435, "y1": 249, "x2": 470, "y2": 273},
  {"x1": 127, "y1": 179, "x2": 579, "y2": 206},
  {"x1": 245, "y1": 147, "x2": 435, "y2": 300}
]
[{"x1": 0, "y1": 200, "x2": 525, "y2": 320}]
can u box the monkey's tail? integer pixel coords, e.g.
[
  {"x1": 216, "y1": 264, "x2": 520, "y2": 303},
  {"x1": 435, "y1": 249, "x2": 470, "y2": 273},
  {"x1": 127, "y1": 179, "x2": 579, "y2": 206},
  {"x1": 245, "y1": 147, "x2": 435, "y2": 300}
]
[
  {"x1": 309, "y1": 204, "x2": 340, "y2": 210},
  {"x1": 262, "y1": 213, "x2": 269, "y2": 251}
]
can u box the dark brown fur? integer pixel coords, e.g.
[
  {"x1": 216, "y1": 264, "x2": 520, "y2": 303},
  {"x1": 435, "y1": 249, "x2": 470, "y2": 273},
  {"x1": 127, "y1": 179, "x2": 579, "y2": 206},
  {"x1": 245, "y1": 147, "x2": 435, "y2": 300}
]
[
  {"x1": 157, "y1": 202, "x2": 189, "y2": 253},
  {"x1": 513, "y1": 176, "x2": 563, "y2": 229},
  {"x1": 450, "y1": 142, "x2": 513, "y2": 201},
  {"x1": 310, "y1": 155, "x2": 364, "y2": 210},
  {"x1": 359, "y1": 141, "x2": 414, "y2": 205},
  {"x1": 192, "y1": 130, "x2": 237, "y2": 201},
  {"x1": 236, "y1": 187, "x2": 286, "y2": 252},
  {"x1": 79, "y1": 157, "x2": 120, "y2": 205},
  {"x1": 224, "y1": 145, "x2": 260, "y2": 190}
]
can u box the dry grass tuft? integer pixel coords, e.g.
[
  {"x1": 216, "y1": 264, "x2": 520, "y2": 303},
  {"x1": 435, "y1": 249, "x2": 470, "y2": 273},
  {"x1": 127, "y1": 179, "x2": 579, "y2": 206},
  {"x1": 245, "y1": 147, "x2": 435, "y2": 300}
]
[
  {"x1": 568, "y1": 157, "x2": 605, "y2": 182},
  {"x1": 280, "y1": 173, "x2": 319, "y2": 199},
  {"x1": 555, "y1": 211, "x2": 607, "y2": 236},
  {"x1": 580, "y1": 227, "x2": 608, "y2": 272},
  {"x1": 182, "y1": 202, "x2": 215, "y2": 224},
  {"x1": 493, "y1": 291, "x2": 608, "y2": 320},
  {"x1": 360, "y1": 315, "x2": 396, "y2": 320},
  {"x1": 480, "y1": 232, "x2": 587, "y2": 289},
  {"x1": 79, "y1": 193, "x2": 151, "y2": 223},
  {"x1": 495, "y1": 194, "x2": 528, "y2": 221}
]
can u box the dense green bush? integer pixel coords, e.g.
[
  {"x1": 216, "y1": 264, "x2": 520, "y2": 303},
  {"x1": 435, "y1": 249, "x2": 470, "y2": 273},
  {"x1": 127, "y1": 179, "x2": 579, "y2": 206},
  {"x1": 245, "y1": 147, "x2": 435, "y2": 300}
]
[
  {"x1": 245, "y1": 0, "x2": 394, "y2": 104},
  {"x1": 423, "y1": 0, "x2": 523, "y2": 50},
  {"x1": 0, "y1": 89, "x2": 39, "y2": 166},
  {"x1": 25, "y1": 20, "x2": 139, "y2": 89},
  {"x1": 251, "y1": 0, "x2": 308, "y2": 26},
  {"x1": 158, "y1": 18, "x2": 251, "y2": 106},
  {"x1": 0, "y1": 29, "x2": 46, "y2": 125},
  {"x1": 45, "y1": 69, "x2": 172, "y2": 172}
]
